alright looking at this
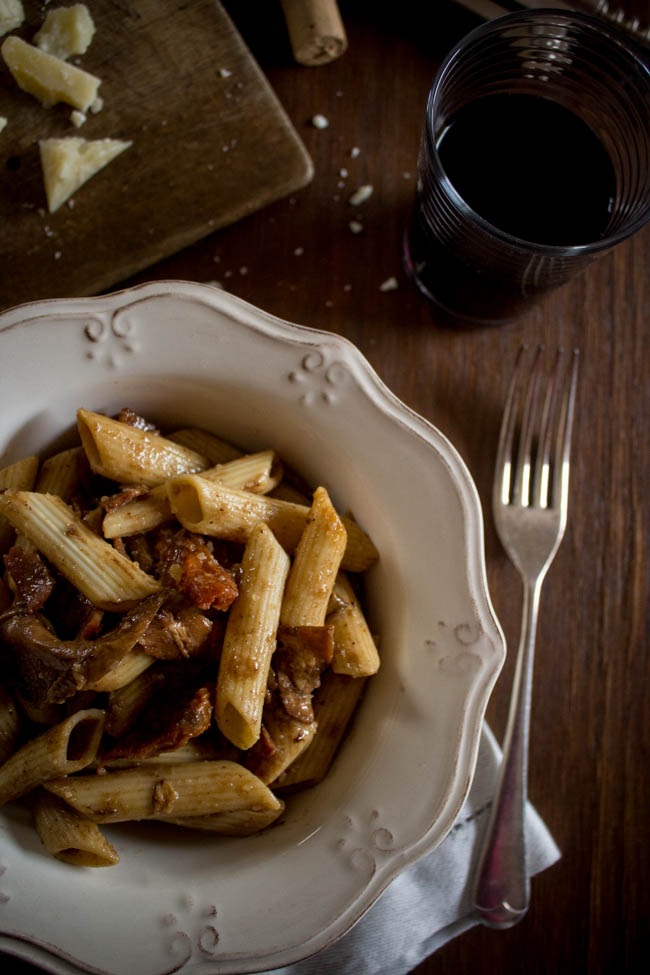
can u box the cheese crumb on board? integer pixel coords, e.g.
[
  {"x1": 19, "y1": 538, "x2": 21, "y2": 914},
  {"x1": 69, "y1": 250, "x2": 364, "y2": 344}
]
[
  {"x1": 70, "y1": 109, "x2": 86, "y2": 127},
  {"x1": 311, "y1": 113, "x2": 329, "y2": 129},
  {"x1": 34, "y1": 4, "x2": 95, "y2": 60},
  {"x1": 0, "y1": 0, "x2": 24, "y2": 38},
  {"x1": 39, "y1": 136, "x2": 132, "y2": 212},
  {"x1": 1, "y1": 35, "x2": 101, "y2": 112}
]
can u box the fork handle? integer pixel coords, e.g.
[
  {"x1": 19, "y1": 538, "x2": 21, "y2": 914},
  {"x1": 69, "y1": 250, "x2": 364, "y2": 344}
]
[{"x1": 474, "y1": 576, "x2": 542, "y2": 927}]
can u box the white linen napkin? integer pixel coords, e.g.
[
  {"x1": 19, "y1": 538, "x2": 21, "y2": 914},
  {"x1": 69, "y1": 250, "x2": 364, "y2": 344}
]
[{"x1": 262, "y1": 724, "x2": 560, "y2": 975}]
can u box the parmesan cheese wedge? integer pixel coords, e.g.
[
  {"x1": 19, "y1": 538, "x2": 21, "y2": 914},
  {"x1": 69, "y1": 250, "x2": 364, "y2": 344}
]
[
  {"x1": 1, "y1": 35, "x2": 100, "y2": 112},
  {"x1": 39, "y1": 137, "x2": 132, "y2": 212},
  {"x1": 34, "y1": 4, "x2": 95, "y2": 60},
  {"x1": 0, "y1": 0, "x2": 24, "y2": 39}
]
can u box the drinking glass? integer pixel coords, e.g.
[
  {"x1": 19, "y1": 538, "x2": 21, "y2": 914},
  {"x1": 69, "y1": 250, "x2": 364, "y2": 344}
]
[{"x1": 403, "y1": 9, "x2": 650, "y2": 324}]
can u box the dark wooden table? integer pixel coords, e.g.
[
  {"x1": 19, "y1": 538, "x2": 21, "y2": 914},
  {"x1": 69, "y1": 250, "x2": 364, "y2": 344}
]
[{"x1": 5, "y1": 2, "x2": 649, "y2": 973}]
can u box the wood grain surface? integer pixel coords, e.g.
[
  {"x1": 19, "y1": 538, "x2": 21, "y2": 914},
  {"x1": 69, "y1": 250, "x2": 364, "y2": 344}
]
[
  {"x1": 3, "y1": 1, "x2": 649, "y2": 974},
  {"x1": 0, "y1": 0, "x2": 313, "y2": 307}
]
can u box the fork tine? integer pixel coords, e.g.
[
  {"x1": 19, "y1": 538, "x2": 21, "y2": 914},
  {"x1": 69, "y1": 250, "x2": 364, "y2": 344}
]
[
  {"x1": 493, "y1": 346, "x2": 526, "y2": 508},
  {"x1": 551, "y1": 348, "x2": 579, "y2": 514},
  {"x1": 532, "y1": 348, "x2": 563, "y2": 509},
  {"x1": 512, "y1": 346, "x2": 543, "y2": 507}
]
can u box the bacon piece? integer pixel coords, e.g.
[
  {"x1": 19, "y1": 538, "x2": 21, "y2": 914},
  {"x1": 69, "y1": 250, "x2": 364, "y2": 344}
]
[
  {"x1": 75, "y1": 605, "x2": 104, "y2": 641},
  {"x1": 138, "y1": 605, "x2": 214, "y2": 661},
  {"x1": 154, "y1": 528, "x2": 238, "y2": 611},
  {"x1": 274, "y1": 625, "x2": 334, "y2": 723},
  {"x1": 100, "y1": 485, "x2": 150, "y2": 513},
  {"x1": 123, "y1": 534, "x2": 155, "y2": 574},
  {"x1": 115, "y1": 407, "x2": 159, "y2": 433},
  {"x1": 256, "y1": 724, "x2": 276, "y2": 758},
  {"x1": 3, "y1": 545, "x2": 55, "y2": 612},
  {"x1": 101, "y1": 685, "x2": 213, "y2": 761}
]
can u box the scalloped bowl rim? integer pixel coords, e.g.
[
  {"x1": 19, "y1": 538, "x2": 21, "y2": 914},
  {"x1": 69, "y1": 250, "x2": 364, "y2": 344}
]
[{"x1": 0, "y1": 281, "x2": 505, "y2": 975}]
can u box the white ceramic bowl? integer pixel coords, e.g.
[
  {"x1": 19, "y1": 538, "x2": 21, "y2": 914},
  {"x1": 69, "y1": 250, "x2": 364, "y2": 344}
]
[{"x1": 0, "y1": 281, "x2": 505, "y2": 975}]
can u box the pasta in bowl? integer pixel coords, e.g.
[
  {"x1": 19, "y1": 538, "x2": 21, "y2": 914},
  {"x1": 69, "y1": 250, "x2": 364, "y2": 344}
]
[{"x1": 0, "y1": 281, "x2": 505, "y2": 975}]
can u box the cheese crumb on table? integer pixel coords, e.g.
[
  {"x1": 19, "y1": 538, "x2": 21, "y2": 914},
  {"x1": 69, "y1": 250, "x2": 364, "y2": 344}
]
[
  {"x1": 34, "y1": 4, "x2": 95, "y2": 60},
  {"x1": 1, "y1": 35, "x2": 101, "y2": 112},
  {"x1": 0, "y1": 0, "x2": 24, "y2": 38},
  {"x1": 311, "y1": 113, "x2": 329, "y2": 129},
  {"x1": 348, "y1": 184, "x2": 373, "y2": 206},
  {"x1": 349, "y1": 220, "x2": 363, "y2": 234},
  {"x1": 379, "y1": 276, "x2": 399, "y2": 292},
  {"x1": 39, "y1": 136, "x2": 132, "y2": 212}
]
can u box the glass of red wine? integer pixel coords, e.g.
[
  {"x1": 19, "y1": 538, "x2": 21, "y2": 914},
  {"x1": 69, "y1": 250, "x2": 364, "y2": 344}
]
[{"x1": 403, "y1": 9, "x2": 650, "y2": 324}]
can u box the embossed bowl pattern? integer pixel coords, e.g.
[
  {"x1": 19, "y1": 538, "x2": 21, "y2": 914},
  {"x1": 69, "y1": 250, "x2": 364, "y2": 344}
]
[{"x1": 0, "y1": 281, "x2": 505, "y2": 975}]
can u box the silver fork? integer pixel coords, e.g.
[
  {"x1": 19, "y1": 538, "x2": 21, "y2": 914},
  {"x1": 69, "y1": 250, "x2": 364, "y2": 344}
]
[{"x1": 473, "y1": 345, "x2": 579, "y2": 928}]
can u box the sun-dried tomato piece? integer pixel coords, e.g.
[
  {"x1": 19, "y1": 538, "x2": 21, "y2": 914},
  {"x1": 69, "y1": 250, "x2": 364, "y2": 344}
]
[
  {"x1": 102, "y1": 685, "x2": 213, "y2": 761},
  {"x1": 154, "y1": 529, "x2": 238, "y2": 611}
]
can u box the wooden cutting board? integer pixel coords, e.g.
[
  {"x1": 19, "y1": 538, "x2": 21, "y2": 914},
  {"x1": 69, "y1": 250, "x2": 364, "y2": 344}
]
[{"x1": 0, "y1": 0, "x2": 313, "y2": 309}]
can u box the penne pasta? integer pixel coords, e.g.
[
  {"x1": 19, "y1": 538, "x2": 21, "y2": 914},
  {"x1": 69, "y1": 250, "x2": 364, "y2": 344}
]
[
  {"x1": 0, "y1": 455, "x2": 39, "y2": 490},
  {"x1": 0, "y1": 684, "x2": 21, "y2": 766},
  {"x1": 209, "y1": 450, "x2": 283, "y2": 495},
  {"x1": 159, "y1": 804, "x2": 284, "y2": 835},
  {"x1": 35, "y1": 446, "x2": 89, "y2": 501},
  {"x1": 31, "y1": 790, "x2": 119, "y2": 867},
  {"x1": 274, "y1": 671, "x2": 367, "y2": 790},
  {"x1": 103, "y1": 665, "x2": 162, "y2": 737},
  {"x1": 247, "y1": 706, "x2": 317, "y2": 786},
  {"x1": 87, "y1": 648, "x2": 154, "y2": 693},
  {"x1": 98, "y1": 738, "x2": 236, "y2": 770},
  {"x1": 44, "y1": 760, "x2": 282, "y2": 823},
  {"x1": 102, "y1": 450, "x2": 283, "y2": 538},
  {"x1": 15, "y1": 690, "x2": 63, "y2": 727},
  {"x1": 0, "y1": 709, "x2": 105, "y2": 807},
  {"x1": 216, "y1": 522, "x2": 290, "y2": 750},
  {"x1": 0, "y1": 454, "x2": 39, "y2": 552},
  {"x1": 269, "y1": 481, "x2": 311, "y2": 505},
  {"x1": 77, "y1": 409, "x2": 210, "y2": 486},
  {"x1": 167, "y1": 428, "x2": 241, "y2": 464},
  {"x1": 0, "y1": 491, "x2": 162, "y2": 611},
  {"x1": 102, "y1": 488, "x2": 171, "y2": 538},
  {"x1": 280, "y1": 487, "x2": 347, "y2": 627},
  {"x1": 327, "y1": 573, "x2": 381, "y2": 676},
  {"x1": 167, "y1": 476, "x2": 378, "y2": 572}
]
